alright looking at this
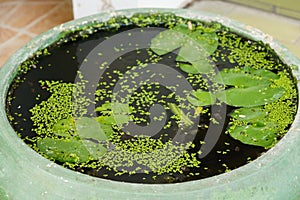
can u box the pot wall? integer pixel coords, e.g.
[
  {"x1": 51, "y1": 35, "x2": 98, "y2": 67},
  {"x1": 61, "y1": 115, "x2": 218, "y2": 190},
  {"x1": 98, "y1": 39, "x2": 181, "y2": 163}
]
[{"x1": 0, "y1": 8, "x2": 300, "y2": 200}]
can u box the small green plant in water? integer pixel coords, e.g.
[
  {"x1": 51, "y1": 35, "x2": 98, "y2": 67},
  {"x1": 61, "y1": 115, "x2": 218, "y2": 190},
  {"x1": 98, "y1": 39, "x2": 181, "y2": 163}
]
[
  {"x1": 7, "y1": 13, "x2": 297, "y2": 183},
  {"x1": 227, "y1": 107, "x2": 278, "y2": 148},
  {"x1": 168, "y1": 103, "x2": 193, "y2": 126},
  {"x1": 150, "y1": 23, "x2": 219, "y2": 74},
  {"x1": 184, "y1": 67, "x2": 287, "y2": 148},
  {"x1": 213, "y1": 67, "x2": 285, "y2": 107}
]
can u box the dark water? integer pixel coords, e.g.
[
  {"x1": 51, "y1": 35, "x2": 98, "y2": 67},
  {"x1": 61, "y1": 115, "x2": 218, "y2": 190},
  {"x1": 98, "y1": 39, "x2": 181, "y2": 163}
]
[{"x1": 6, "y1": 24, "x2": 293, "y2": 184}]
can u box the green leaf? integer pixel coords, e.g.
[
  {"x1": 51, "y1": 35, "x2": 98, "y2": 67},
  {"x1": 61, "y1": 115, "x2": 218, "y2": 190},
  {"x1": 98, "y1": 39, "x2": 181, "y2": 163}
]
[
  {"x1": 176, "y1": 32, "x2": 218, "y2": 63},
  {"x1": 95, "y1": 102, "x2": 113, "y2": 112},
  {"x1": 214, "y1": 69, "x2": 271, "y2": 87},
  {"x1": 95, "y1": 102, "x2": 132, "y2": 125},
  {"x1": 244, "y1": 67, "x2": 279, "y2": 80},
  {"x1": 96, "y1": 115, "x2": 116, "y2": 125},
  {"x1": 173, "y1": 24, "x2": 192, "y2": 35},
  {"x1": 114, "y1": 114, "x2": 132, "y2": 124},
  {"x1": 175, "y1": 31, "x2": 218, "y2": 63},
  {"x1": 190, "y1": 31, "x2": 219, "y2": 55},
  {"x1": 150, "y1": 24, "x2": 218, "y2": 75},
  {"x1": 82, "y1": 139, "x2": 108, "y2": 158},
  {"x1": 179, "y1": 63, "x2": 199, "y2": 74},
  {"x1": 187, "y1": 90, "x2": 216, "y2": 106},
  {"x1": 37, "y1": 138, "x2": 95, "y2": 163},
  {"x1": 176, "y1": 42, "x2": 214, "y2": 74},
  {"x1": 112, "y1": 102, "x2": 131, "y2": 114},
  {"x1": 187, "y1": 96, "x2": 203, "y2": 107},
  {"x1": 99, "y1": 123, "x2": 114, "y2": 138},
  {"x1": 75, "y1": 117, "x2": 108, "y2": 141},
  {"x1": 228, "y1": 123, "x2": 277, "y2": 148},
  {"x1": 52, "y1": 118, "x2": 75, "y2": 137},
  {"x1": 230, "y1": 107, "x2": 267, "y2": 121},
  {"x1": 228, "y1": 107, "x2": 280, "y2": 148},
  {"x1": 179, "y1": 60, "x2": 212, "y2": 74},
  {"x1": 150, "y1": 30, "x2": 184, "y2": 55},
  {"x1": 214, "y1": 68, "x2": 280, "y2": 88},
  {"x1": 168, "y1": 103, "x2": 193, "y2": 126},
  {"x1": 111, "y1": 102, "x2": 132, "y2": 124},
  {"x1": 176, "y1": 40, "x2": 207, "y2": 62},
  {"x1": 218, "y1": 85, "x2": 285, "y2": 107}
]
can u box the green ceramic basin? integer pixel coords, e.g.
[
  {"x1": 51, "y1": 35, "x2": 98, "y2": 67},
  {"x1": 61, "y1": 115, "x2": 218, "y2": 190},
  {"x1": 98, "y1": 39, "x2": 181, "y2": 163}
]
[{"x1": 0, "y1": 8, "x2": 300, "y2": 200}]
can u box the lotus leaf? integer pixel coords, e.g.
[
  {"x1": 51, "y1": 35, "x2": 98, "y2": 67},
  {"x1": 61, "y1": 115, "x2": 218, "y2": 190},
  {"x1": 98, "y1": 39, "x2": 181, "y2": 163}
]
[
  {"x1": 99, "y1": 123, "x2": 114, "y2": 138},
  {"x1": 150, "y1": 30, "x2": 184, "y2": 55},
  {"x1": 190, "y1": 31, "x2": 218, "y2": 56},
  {"x1": 243, "y1": 67, "x2": 279, "y2": 80},
  {"x1": 179, "y1": 61, "x2": 212, "y2": 74},
  {"x1": 150, "y1": 24, "x2": 219, "y2": 74},
  {"x1": 96, "y1": 102, "x2": 132, "y2": 125},
  {"x1": 75, "y1": 117, "x2": 108, "y2": 141},
  {"x1": 228, "y1": 123, "x2": 277, "y2": 148},
  {"x1": 172, "y1": 24, "x2": 218, "y2": 57},
  {"x1": 176, "y1": 41, "x2": 207, "y2": 63},
  {"x1": 176, "y1": 42, "x2": 213, "y2": 74},
  {"x1": 173, "y1": 24, "x2": 192, "y2": 35},
  {"x1": 37, "y1": 138, "x2": 102, "y2": 163},
  {"x1": 187, "y1": 89, "x2": 216, "y2": 106},
  {"x1": 81, "y1": 139, "x2": 108, "y2": 159},
  {"x1": 219, "y1": 85, "x2": 285, "y2": 107},
  {"x1": 228, "y1": 107, "x2": 280, "y2": 148},
  {"x1": 52, "y1": 117, "x2": 75, "y2": 137},
  {"x1": 214, "y1": 68, "x2": 272, "y2": 87},
  {"x1": 230, "y1": 107, "x2": 267, "y2": 121}
]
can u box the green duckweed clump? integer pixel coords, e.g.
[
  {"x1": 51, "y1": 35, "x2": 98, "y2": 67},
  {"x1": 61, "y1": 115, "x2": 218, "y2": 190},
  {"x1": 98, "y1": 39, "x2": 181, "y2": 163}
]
[
  {"x1": 29, "y1": 79, "x2": 90, "y2": 137},
  {"x1": 6, "y1": 12, "x2": 298, "y2": 183}
]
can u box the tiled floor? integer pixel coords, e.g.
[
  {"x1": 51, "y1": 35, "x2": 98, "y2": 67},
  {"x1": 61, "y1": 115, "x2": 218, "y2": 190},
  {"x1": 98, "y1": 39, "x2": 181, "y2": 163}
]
[
  {"x1": 0, "y1": 0, "x2": 73, "y2": 67},
  {"x1": 0, "y1": 0, "x2": 299, "y2": 67}
]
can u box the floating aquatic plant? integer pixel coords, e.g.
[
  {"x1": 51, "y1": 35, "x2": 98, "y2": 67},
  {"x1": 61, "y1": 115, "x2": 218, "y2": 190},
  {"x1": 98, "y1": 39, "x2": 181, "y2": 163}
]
[
  {"x1": 150, "y1": 23, "x2": 218, "y2": 74},
  {"x1": 227, "y1": 107, "x2": 278, "y2": 148},
  {"x1": 6, "y1": 13, "x2": 297, "y2": 183},
  {"x1": 168, "y1": 103, "x2": 193, "y2": 126},
  {"x1": 37, "y1": 137, "x2": 107, "y2": 163},
  {"x1": 188, "y1": 67, "x2": 285, "y2": 108},
  {"x1": 215, "y1": 67, "x2": 284, "y2": 107},
  {"x1": 226, "y1": 70, "x2": 297, "y2": 148},
  {"x1": 187, "y1": 89, "x2": 216, "y2": 107}
]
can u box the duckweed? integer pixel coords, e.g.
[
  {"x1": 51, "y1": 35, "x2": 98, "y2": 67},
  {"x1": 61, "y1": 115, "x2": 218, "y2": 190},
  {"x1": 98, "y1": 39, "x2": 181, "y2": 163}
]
[{"x1": 6, "y1": 12, "x2": 298, "y2": 184}]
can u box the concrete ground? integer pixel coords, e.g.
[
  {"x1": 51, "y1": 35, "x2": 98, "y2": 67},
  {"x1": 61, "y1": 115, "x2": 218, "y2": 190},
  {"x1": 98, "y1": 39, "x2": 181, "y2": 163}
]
[
  {"x1": 187, "y1": 0, "x2": 300, "y2": 59},
  {"x1": 0, "y1": 0, "x2": 299, "y2": 67}
]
